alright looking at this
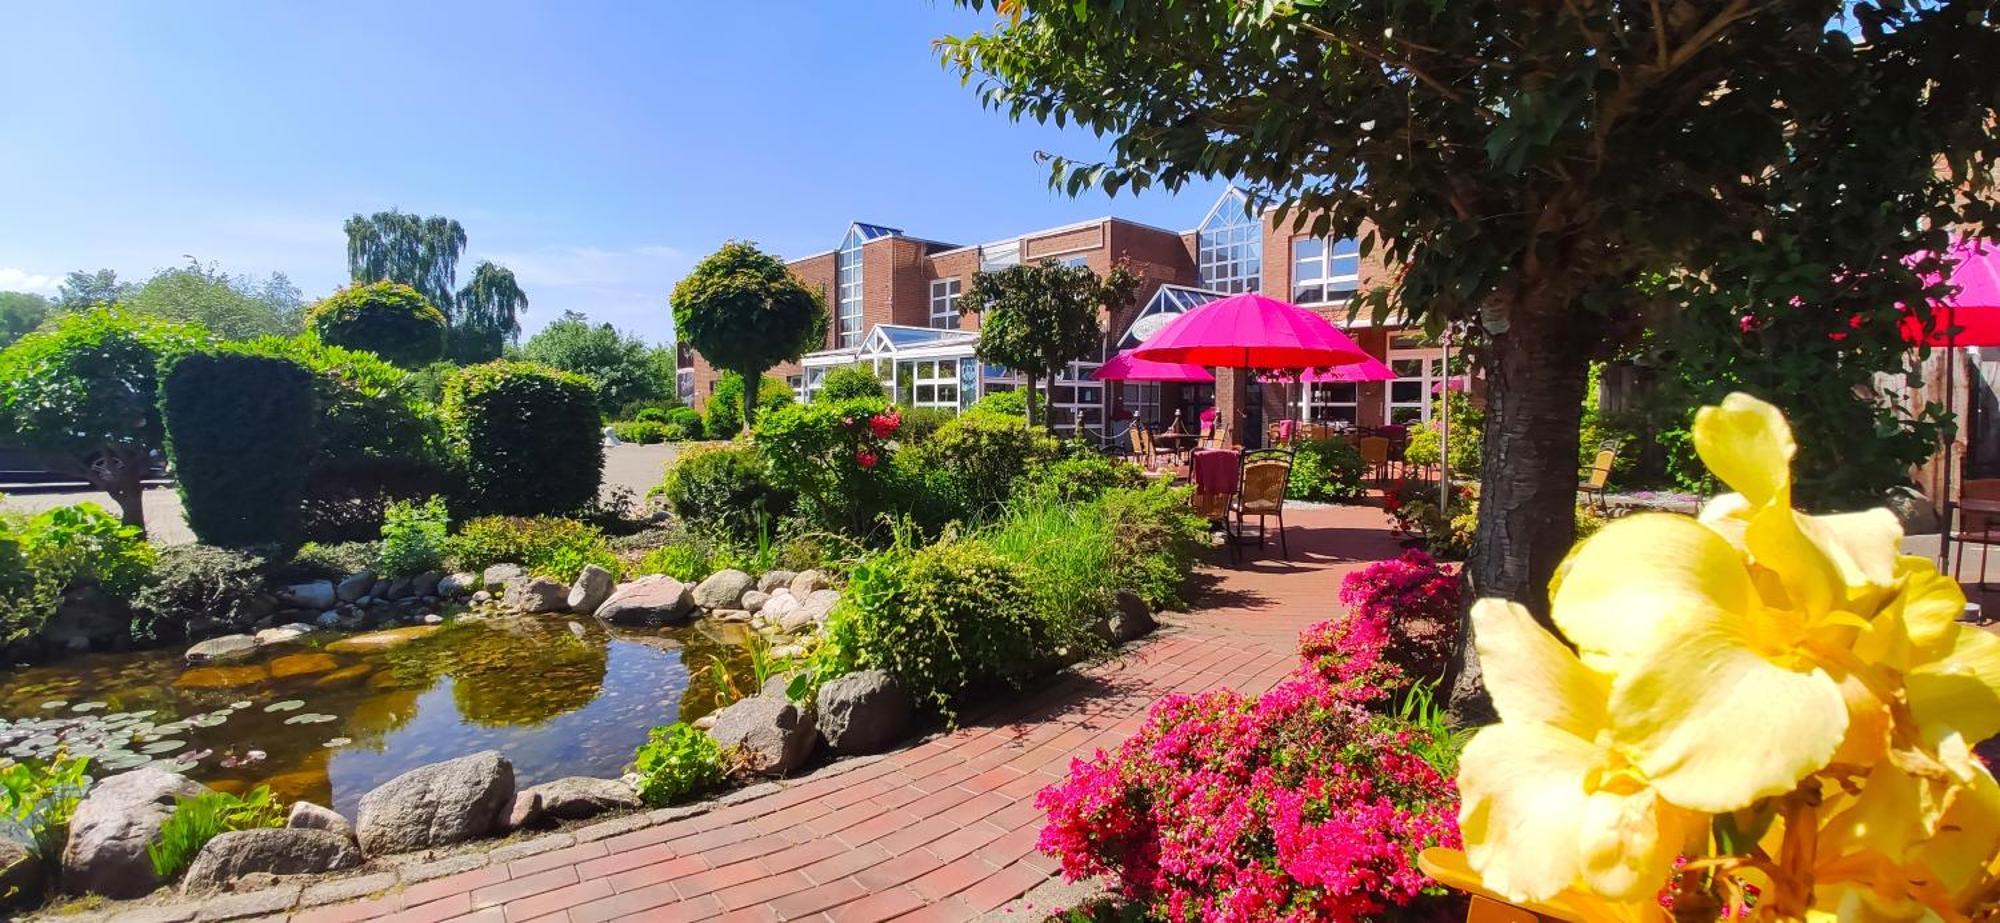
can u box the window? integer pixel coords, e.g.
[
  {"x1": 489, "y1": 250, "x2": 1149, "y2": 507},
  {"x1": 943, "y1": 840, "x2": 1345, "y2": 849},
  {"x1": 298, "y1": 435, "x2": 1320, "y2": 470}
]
[
  {"x1": 929, "y1": 278, "x2": 961, "y2": 329},
  {"x1": 1054, "y1": 254, "x2": 1090, "y2": 269},
  {"x1": 837, "y1": 227, "x2": 865, "y2": 347},
  {"x1": 676, "y1": 368, "x2": 694, "y2": 404},
  {"x1": 1292, "y1": 236, "x2": 1360, "y2": 305},
  {"x1": 1120, "y1": 382, "x2": 1161, "y2": 428},
  {"x1": 899, "y1": 359, "x2": 960, "y2": 411},
  {"x1": 1386, "y1": 334, "x2": 1445, "y2": 424},
  {"x1": 787, "y1": 374, "x2": 805, "y2": 402},
  {"x1": 1197, "y1": 188, "x2": 1262, "y2": 294},
  {"x1": 1046, "y1": 358, "x2": 1104, "y2": 433}
]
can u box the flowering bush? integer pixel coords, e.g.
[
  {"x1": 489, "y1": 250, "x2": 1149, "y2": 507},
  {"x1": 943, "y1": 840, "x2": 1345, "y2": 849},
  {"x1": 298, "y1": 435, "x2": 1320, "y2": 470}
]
[
  {"x1": 1037, "y1": 614, "x2": 1462, "y2": 922},
  {"x1": 1337, "y1": 550, "x2": 1461, "y2": 682},
  {"x1": 751, "y1": 398, "x2": 900, "y2": 535}
]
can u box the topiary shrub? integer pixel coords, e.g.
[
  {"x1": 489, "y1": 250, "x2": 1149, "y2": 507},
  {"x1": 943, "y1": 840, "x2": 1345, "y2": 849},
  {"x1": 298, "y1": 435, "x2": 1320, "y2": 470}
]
[
  {"x1": 664, "y1": 406, "x2": 704, "y2": 441},
  {"x1": 161, "y1": 350, "x2": 320, "y2": 548},
  {"x1": 1287, "y1": 436, "x2": 1370, "y2": 502},
  {"x1": 816, "y1": 365, "x2": 886, "y2": 402},
  {"x1": 132, "y1": 544, "x2": 268, "y2": 641},
  {"x1": 904, "y1": 410, "x2": 1059, "y2": 518},
  {"x1": 443, "y1": 360, "x2": 604, "y2": 517},
  {"x1": 655, "y1": 443, "x2": 793, "y2": 543},
  {"x1": 304, "y1": 281, "x2": 446, "y2": 368},
  {"x1": 634, "y1": 407, "x2": 673, "y2": 424},
  {"x1": 895, "y1": 406, "x2": 955, "y2": 444},
  {"x1": 611, "y1": 420, "x2": 669, "y2": 445},
  {"x1": 448, "y1": 515, "x2": 618, "y2": 582}
]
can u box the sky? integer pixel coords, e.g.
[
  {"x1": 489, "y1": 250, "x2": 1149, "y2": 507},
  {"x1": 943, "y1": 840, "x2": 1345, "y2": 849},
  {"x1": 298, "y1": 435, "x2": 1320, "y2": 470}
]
[{"x1": 0, "y1": 1, "x2": 1228, "y2": 345}]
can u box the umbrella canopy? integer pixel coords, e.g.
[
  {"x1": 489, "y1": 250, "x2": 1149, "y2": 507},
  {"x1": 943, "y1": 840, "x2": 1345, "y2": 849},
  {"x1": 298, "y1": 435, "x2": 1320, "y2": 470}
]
[
  {"x1": 1133, "y1": 292, "x2": 1372, "y2": 369},
  {"x1": 1260, "y1": 354, "x2": 1397, "y2": 384},
  {"x1": 1093, "y1": 349, "x2": 1216, "y2": 383},
  {"x1": 1900, "y1": 237, "x2": 2000, "y2": 347}
]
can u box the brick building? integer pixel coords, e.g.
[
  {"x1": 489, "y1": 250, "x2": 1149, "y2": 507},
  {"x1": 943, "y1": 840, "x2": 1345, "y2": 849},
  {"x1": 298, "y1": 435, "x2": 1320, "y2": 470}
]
[{"x1": 677, "y1": 188, "x2": 1454, "y2": 437}]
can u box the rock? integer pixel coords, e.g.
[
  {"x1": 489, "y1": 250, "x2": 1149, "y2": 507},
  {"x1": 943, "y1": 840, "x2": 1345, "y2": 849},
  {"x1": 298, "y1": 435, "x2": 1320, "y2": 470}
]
[
  {"x1": 325, "y1": 625, "x2": 441, "y2": 654},
  {"x1": 692, "y1": 713, "x2": 718, "y2": 730},
  {"x1": 756, "y1": 570, "x2": 798, "y2": 594},
  {"x1": 185, "y1": 634, "x2": 261, "y2": 665},
  {"x1": 776, "y1": 606, "x2": 817, "y2": 634},
  {"x1": 711, "y1": 608, "x2": 752, "y2": 623},
  {"x1": 422, "y1": 613, "x2": 444, "y2": 625},
  {"x1": 370, "y1": 579, "x2": 391, "y2": 599},
  {"x1": 567, "y1": 564, "x2": 615, "y2": 614},
  {"x1": 799, "y1": 589, "x2": 840, "y2": 625},
  {"x1": 354, "y1": 751, "x2": 514, "y2": 856},
  {"x1": 788, "y1": 570, "x2": 828, "y2": 598},
  {"x1": 354, "y1": 596, "x2": 375, "y2": 608},
  {"x1": 816, "y1": 670, "x2": 912, "y2": 756},
  {"x1": 412, "y1": 571, "x2": 444, "y2": 598},
  {"x1": 482, "y1": 564, "x2": 526, "y2": 589},
  {"x1": 503, "y1": 577, "x2": 569, "y2": 614},
  {"x1": 336, "y1": 570, "x2": 375, "y2": 604},
  {"x1": 438, "y1": 572, "x2": 478, "y2": 598},
  {"x1": 385, "y1": 577, "x2": 415, "y2": 600},
  {"x1": 595, "y1": 576, "x2": 696, "y2": 625},
  {"x1": 180, "y1": 828, "x2": 362, "y2": 893},
  {"x1": 522, "y1": 777, "x2": 642, "y2": 821},
  {"x1": 176, "y1": 665, "x2": 270, "y2": 689},
  {"x1": 770, "y1": 643, "x2": 806, "y2": 660},
  {"x1": 316, "y1": 610, "x2": 342, "y2": 628},
  {"x1": 268, "y1": 652, "x2": 340, "y2": 679},
  {"x1": 740, "y1": 590, "x2": 770, "y2": 613},
  {"x1": 280, "y1": 581, "x2": 337, "y2": 610},
  {"x1": 707, "y1": 695, "x2": 816, "y2": 775},
  {"x1": 500, "y1": 791, "x2": 542, "y2": 831},
  {"x1": 1096, "y1": 591, "x2": 1159, "y2": 645},
  {"x1": 42, "y1": 585, "x2": 128, "y2": 653},
  {"x1": 62, "y1": 767, "x2": 208, "y2": 897},
  {"x1": 760, "y1": 672, "x2": 801, "y2": 699},
  {"x1": 0, "y1": 838, "x2": 44, "y2": 909},
  {"x1": 693, "y1": 569, "x2": 754, "y2": 610},
  {"x1": 254, "y1": 623, "x2": 315, "y2": 646},
  {"x1": 471, "y1": 590, "x2": 493, "y2": 604},
  {"x1": 761, "y1": 592, "x2": 800, "y2": 624}
]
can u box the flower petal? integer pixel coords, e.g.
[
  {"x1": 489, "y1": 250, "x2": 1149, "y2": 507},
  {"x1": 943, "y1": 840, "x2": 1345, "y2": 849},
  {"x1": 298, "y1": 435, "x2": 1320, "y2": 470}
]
[
  {"x1": 1693, "y1": 393, "x2": 1795, "y2": 508},
  {"x1": 1609, "y1": 609, "x2": 1848, "y2": 812},
  {"x1": 1458, "y1": 722, "x2": 1597, "y2": 903},
  {"x1": 1550, "y1": 513, "x2": 1760, "y2": 674},
  {"x1": 1906, "y1": 624, "x2": 2000, "y2": 748},
  {"x1": 1472, "y1": 599, "x2": 1610, "y2": 738},
  {"x1": 1576, "y1": 789, "x2": 1702, "y2": 901}
]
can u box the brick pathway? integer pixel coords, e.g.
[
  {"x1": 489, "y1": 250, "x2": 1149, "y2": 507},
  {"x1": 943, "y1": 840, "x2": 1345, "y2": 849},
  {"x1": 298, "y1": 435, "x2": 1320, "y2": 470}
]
[{"x1": 293, "y1": 504, "x2": 1403, "y2": 923}]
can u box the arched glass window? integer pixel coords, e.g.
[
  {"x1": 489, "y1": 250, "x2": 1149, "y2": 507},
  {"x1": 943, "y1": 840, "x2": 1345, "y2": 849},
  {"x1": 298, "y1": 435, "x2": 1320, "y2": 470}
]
[
  {"x1": 836, "y1": 227, "x2": 865, "y2": 347},
  {"x1": 1196, "y1": 188, "x2": 1262, "y2": 294}
]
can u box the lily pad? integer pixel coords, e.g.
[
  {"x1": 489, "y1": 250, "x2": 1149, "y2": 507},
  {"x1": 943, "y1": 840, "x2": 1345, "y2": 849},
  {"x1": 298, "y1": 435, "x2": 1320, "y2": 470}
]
[
  {"x1": 322, "y1": 737, "x2": 353, "y2": 748},
  {"x1": 262, "y1": 700, "x2": 305, "y2": 713},
  {"x1": 71, "y1": 702, "x2": 106, "y2": 713},
  {"x1": 283, "y1": 713, "x2": 337, "y2": 726},
  {"x1": 39, "y1": 701, "x2": 66, "y2": 710},
  {"x1": 140, "y1": 740, "x2": 186, "y2": 755}
]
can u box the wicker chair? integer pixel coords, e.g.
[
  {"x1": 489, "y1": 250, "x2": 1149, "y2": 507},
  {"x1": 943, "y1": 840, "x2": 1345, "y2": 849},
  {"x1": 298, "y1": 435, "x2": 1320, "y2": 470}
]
[
  {"x1": 1357, "y1": 436, "x2": 1392, "y2": 485},
  {"x1": 1951, "y1": 478, "x2": 2000, "y2": 588},
  {"x1": 1232, "y1": 448, "x2": 1294, "y2": 561},
  {"x1": 1577, "y1": 441, "x2": 1620, "y2": 513},
  {"x1": 1128, "y1": 425, "x2": 1174, "y2": 472}
]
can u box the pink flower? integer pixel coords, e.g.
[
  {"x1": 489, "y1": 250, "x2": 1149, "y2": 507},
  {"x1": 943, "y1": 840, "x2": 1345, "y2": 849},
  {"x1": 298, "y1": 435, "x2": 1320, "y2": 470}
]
[
  {"x1": 869, "y1": 411, "x2": 901, "y2": 439},
  {"x1": 854, "y1": 449, "x2": 878, "y2": 469},
  {"x1": 1739, "y1": 314, "x2": 1760, "y2": 333}
]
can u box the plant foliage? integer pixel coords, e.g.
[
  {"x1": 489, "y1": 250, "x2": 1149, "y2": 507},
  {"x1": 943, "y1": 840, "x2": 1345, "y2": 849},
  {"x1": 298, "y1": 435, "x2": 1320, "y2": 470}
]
[
  {"x1": 656, "y1": 443, "x2": 794, "y2": 544},
  {"x1": 377, "y1": 495, "x2": 449, "y2": 578},
  {"x1": 448, "y1": 515, "x2": 617, "y2": 583},
  {"x1": 958, "y1": 262, "x2": 1137, "y2": 427},
  {"x1": 161, "y1": 349, "x2": 320, "y2": 548},
  {"x1": 672, "y1": 242, "x2": 827, "y2": 426},
  {"x1": 443, "y1": 360, "x2": 604, "y2": 517},
  {"x1": 145, "y1": 786, "x2": 285, "y2": 882},
  {"x1": 305, "y1": 281, "x2": 447, "y2": 369},
  {"x1": 630, "y1": 723, "x2": 727, "y2": 806},
  {"x1": 816, "y1": 365, "x2": 886, "y2": 403}
]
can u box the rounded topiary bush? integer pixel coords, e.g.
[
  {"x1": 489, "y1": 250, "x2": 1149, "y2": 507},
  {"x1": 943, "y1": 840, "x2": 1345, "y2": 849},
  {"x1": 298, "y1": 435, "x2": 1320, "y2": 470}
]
[
  {"x1": 443, "y1": 360, "x2": 604, "y2": 517},
  {"x1": 905, "y1": 410, "x2": 1060, "y2": 515},
  {"x1": 656, "y1": 443, "x2": 794, "y2": 542},
  {"x1": 816, "y1": 365, "x2": 886, "y2": 402},
  {"x1": 305, "y1": 281, "x2": 447, "y2": 368},
  {"x1": 162, "y1": 350, "x2": 320, "y2": 548},
  {"x1": 664, "y1": 406, "x2": 703, "y2": 440}
]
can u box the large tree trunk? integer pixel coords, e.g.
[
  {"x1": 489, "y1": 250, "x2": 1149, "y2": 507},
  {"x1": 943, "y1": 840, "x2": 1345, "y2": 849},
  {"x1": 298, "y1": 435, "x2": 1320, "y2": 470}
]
[
  {"x1": 741, "y1": 371, "x2": 762, "y2": 427},
  {"x1": 80, "y1": 444, "x2": 151, "y2": 538},
  {"x1": 1025, "y1": 377, "x2": 1041, "y2": 428},
  {"x1": 1448, "y1": 310, "x2": 1593, "y2": 722}
]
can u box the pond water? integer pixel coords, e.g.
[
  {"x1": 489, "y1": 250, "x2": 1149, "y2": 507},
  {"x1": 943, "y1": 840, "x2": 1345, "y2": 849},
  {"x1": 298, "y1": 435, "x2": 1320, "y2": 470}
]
[{"x1": 0, "y1": 616, "x2": 757, "y2": 816}]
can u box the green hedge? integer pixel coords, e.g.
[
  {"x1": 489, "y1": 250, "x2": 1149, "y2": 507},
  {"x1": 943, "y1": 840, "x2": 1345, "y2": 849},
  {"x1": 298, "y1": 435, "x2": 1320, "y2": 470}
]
[
  {"x1": 656, "y1": 443, "x2": 793, "y2": 542},
  {"x1": 816, "y1": 365, "x2": 886, "y2": 402},
  {"x1": 904, "y1": 410, "x2": 1059, "y2": 517},
  {"x1": 162, "y1": 350, "x2": 320, "y2": 547},
  {"x1": 612, "y1": 420, "x2": 670, "y2": 445},
  {"x1": 444, "y1": 360, "x2": 604, "y2": 517},
  {"x1": 305, "y1": 281, "x2": 446, "y2": 368},
  {"x1": 448, "y1": 515, "x2": 618, "y2": 582}
]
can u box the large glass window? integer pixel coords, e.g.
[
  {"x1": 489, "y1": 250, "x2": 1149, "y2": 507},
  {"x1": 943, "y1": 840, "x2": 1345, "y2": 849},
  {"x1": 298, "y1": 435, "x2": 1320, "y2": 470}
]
[
  {"x1": 1306, "y1": 382, "x2": 1358, "y2": 424},
  {"x1": 1386, "y1": 334, "x2": 1445, "y2": 424},
  {"x1": 898, "y1": 359, "x2": 960, "y2": 411},
  {"x1": 837, "y1": 228, "x2": 865, "y2": 347},
  {"x1": 1292, "y1": 236, "x2": 1361, "y2": 305},
  {"x1": 1197, "y1": 189, "x2": 1262, "y2": 294},
  {"x1": 929, "y1": 278, "x2": 961, "y2": 329}
]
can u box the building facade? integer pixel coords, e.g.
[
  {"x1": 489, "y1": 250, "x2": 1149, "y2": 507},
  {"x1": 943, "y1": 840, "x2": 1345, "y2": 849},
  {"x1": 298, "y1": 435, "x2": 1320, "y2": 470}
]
[{"x1": 677, "y1": 188, "x2": 1449, "y2": 436}]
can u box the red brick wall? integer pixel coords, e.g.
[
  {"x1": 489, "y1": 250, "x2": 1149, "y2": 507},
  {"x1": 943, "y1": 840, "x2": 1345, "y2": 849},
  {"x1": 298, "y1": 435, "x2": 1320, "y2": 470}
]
[
  {"x1": 1107, "y1": 221, "x2": 1201, "y2": 347},
  {"x1": 1023, "y1": 223, "x2": 1106, "y2": 262},
  {"x1": 927, "y1": 248, "x2": 980, "y2": 331},
  {"x1": 883, "y1": 237, "x2": 935, "y2": 328}
]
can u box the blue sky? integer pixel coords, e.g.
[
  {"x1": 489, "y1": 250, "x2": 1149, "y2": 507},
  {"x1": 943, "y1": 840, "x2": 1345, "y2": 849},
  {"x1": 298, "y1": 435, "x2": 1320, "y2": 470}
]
[{"x1": 0, "y1": 1, "x2": 1227, "y2": 344}]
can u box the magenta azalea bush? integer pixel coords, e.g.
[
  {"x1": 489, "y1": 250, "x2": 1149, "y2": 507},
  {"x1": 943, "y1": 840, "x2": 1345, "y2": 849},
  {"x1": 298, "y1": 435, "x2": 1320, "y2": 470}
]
[
  {"x1": 1036, "y1": 615, "x2": 1462, "y2": 923},
  {"x1": 1335, "y1": 550, "x2": 1460, "y2": 682}
]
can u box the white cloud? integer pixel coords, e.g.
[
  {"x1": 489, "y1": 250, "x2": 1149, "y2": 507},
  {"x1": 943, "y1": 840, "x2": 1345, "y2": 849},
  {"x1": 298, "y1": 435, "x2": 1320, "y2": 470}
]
[{"x1": 0, "y1": 268, "x2": 61, "y2": 295}]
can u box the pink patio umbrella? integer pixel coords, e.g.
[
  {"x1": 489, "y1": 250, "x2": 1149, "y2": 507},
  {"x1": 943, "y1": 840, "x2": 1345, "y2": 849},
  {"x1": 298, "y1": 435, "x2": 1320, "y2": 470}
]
[
  {"x1": 1093, "y1": 348, "x2": 1216, "y2": 383},
  {"x1": 1259, "y1": 354, "x2": 1397, "y2": 383},
  {"x1": 1134, "y1": 292, "x2": 1373, "y2": 445},
  {"x1": 1898, "y1": 238, "x2": 2000, "y2": 571}
]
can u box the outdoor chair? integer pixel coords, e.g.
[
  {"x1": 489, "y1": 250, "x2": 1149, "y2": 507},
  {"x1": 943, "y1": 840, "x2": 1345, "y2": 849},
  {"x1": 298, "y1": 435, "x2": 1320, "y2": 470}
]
[
  {"x1": 1577, "y1": 441, "x2": 1620, "y2": 513},
  {"x1": 1230, "y1": 447, "x2": 1294, "y2": 561},
  {"x1": 1357, "y1": 436, "x2": 1393, "y2": 485},
  {"x1": 1128, "y1": 425, "x2": 1178, "y2": 474},
  {"x1": 1950, "y1": 478, "x2": 2000, "y2": 588}
]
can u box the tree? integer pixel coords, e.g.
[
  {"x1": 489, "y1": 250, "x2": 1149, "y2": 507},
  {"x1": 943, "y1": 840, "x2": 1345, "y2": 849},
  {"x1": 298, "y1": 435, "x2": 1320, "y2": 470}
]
[
  {"x1": 306, "y1": 281, "x2": 447, "y2": 368},
  {"x1": 519, "y1": 310, "x2": 671, "y2": 410},
  {"x1": 344, "y1": 211, "x2": 466, "y2": 313},
  {"x1": 958, "y1": 261, "x2": 1138, "y2": 429},
  {"x1": 55, "y1": 269, "x2": 130, "y2": 311},
  {"x1": 0, "y1": 306, "x2": 209, "y2": 535},
  {"x1": 671, "y1": 242, "x2": 827, "y2": 427},
  {"x1": 940, "y1": 1, "x2": 2000, "y2": 712},
  {"x1": 125, "y1": 258, "x2": 302, "y2": 340},
  {"x1": 453, "y1": 260, "x2": 530, "y2": 362},
  {"x1": 0, "y1": 291, "x2": 51, "y2": 348}
]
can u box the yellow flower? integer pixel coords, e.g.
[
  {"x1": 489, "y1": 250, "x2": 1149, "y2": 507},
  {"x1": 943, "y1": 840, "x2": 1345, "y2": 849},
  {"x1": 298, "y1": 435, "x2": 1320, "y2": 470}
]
[{"x1": 1457, "y1": 600, "x2": 1703, "y2": 904}]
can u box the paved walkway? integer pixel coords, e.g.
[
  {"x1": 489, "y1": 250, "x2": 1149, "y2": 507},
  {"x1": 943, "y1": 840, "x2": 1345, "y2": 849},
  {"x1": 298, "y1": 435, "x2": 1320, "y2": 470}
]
[{"x1": 294, "y1": 504, "x2": 1404, "y2": 923}]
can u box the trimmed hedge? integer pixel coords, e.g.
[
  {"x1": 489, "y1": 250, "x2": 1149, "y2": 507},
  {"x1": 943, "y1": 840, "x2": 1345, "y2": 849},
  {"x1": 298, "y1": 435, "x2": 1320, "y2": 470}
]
[
  {"x1": 162, "y1": 350, "x2": 320, "y2": 548},
  {"x1": 444, "y1": 360, "x2": 604, "y2": 517},
  {"x1": 305, "y1": 281, "x2": 446, "y2": 368},
  {"x1": 656, "y1": 443, "x2": 793, "y2": 542},
  {"x1": 816, "y1": 365, "x2": 886, "y2": 402}
]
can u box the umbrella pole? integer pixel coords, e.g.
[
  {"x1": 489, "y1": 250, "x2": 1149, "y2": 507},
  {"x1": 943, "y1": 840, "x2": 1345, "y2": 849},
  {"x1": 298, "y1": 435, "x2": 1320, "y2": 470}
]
[
  {"x1": 1943, "y1": 317, "x2": 1957, "y2": 573},
  {"x1": 1440, "y1": 333, "x2": 1452, "y2": 511}
]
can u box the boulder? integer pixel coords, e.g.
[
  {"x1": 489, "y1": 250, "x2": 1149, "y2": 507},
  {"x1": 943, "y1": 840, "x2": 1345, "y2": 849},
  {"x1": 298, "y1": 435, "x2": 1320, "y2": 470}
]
[
  {"x1": 567, "y1": 564, "x2": 615, "y2": 614},
  {"x1": 62, "y1": 767, "x2": 208, "y2": 897},
  {"x1": 522, "y1": 777, "x2": 641, "y2": 821},
  {"x1": 755, "y1": 570, "x2": 798, "y2": 595},
  {"x1": 286, "y1": 801, "x2": 355, "y2": 842},
  {"x1": 693, "y1": 569, "x2": 754, "y2": 610},
  {"x1": 254, "y1": 623, "x2": 315, "y2": 646},
  {"x1": 595, "y1": 576, "x2": 695, "y2": 625},
  {"x1": 437, "y1": 572, "x2": 479, "y2": 598},
  {"x1": 776, "y1": 605, "x2": 817, "y2": 634},
  {"x1": 500, "y1": 791, "x2": 542, "y2": 831},
  {"x1": 180, "y1": 828, "x2": 361, "y2": 893},
  {"x1": 42, "y1": 585, "x2": 128, "y2": 653},
  {"x1": 1096, "y1": 591, "x2": 1159, "y2": 645},
  {"x1": 0, "y1": 838, "x2": 44, "y2": 909},
  {"x1": 761, "y1": 592, "x2": 800, "y2": 624},
  {"x1": 370, "y1": 579, "x2": 391, "y2": 599},
  {"x1": 788, "y1": 570, "x2": 828, "y2": 598},
  {"x1": 385, "y1": 577, "x2": 415, "y2": 600},
  {"x1": 354, "y1": 751, "x2": 514, "y2": 856},
  {"x1": 325, "y1": 626, "x2": 440, "y2": 654},
  {"x1": 707, "y1": 695, "x2": 816, "y2": 775},
  {"x1": 799, "y1": 589, "x2": 840, "y2": 625},
  {"x1": 411, "y1": 571, "x2": 444, "y2": 598},
  {"x1": 185, "y1": 634, "x2": 260, "y2": 665},
  {"x1": 710, "y1": 608, "x2": 752, "y2": 623},
  {"x1": 817, "y1": 670, "x2": 913, "y2": 756},
  {"x1": 315, "y1": 610, "x2": 342, "y2": 629},
  {"x1": 482, "y1": 563, "x2": 527, "y2": 589},
  {"x1": 336, "y1": 570, "x2": 375, "y2": 604},
  {"x1": 739, "y1": 590, "x2": 770, "y2": 613},
  {"x1": 504, "y1": 578, "x2": 569, "y2": 614},
  {"x1": 280, "y1": 581, "x2": 337, "y2": 610}
]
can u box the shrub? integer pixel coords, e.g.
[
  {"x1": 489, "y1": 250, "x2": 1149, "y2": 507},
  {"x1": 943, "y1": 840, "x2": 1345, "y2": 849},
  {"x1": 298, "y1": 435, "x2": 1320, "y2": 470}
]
[
  {"x1": 967, "y1": 388, "x2": 1034, "y2": 420},
  {"x1": 895, "y1": 406, "x2": 955, "y2": 444},
  {"x1": 814, "y1": 538, "x2": 1046, "y2": 721},
  {"x1": 904, "y1": 411, "x2": 1059, "y2": 518},
  {"x1": 444, "y1": 360, "x2": 604, "y2": 517},
  {"x1": 655, "y1": 444, "x2": 793, "y2": 543},
  {"x1": 663, "y1": 406, "x2": 704, "y2": 441},
  {"x1": 1286, "y1": 436, "x2": 1369, "y2": 502},
  {"x1": 377, "y1": 496, "x2": 449, "y2": 578},
  {"x1": 752, "y1": 399, "x2": 901, "y2": 535},
  {"x1": 449, "y1": 516, "x2": 618, "y2": 582},
  {"x1": 612, "y1": 420, "x2": 670, "y2": 445},
  {"x1": 1337, "y1": 550, "x2": 1462, "y2": 683},
  {"x1": 146, "y1": 786, "x2": 285, "y2": 882},
  {"x1": 817, "y1": 365, "x2": 887, "y2": 402},
  {"x1": 976, "y1": 495, "x2": 1116, "y2": 650},
  {"x1": 286, "y1": 541, "x2": 377, "y2": 580},
  {"x1": 132, "y1": 544, "x2": 268, "y2": 639},
  {"x1": 634, "y1": 407, "x2": 673, "y2": 424},
  {"x1": 1098, "y1": 484, "x2": 1209, "y2": 610},
  {"x1": 2, "y1": 503, "x2": 156, "y2": 644},
  {"x1": 704, "y1": 383, "x2": 744, "y2": 440},
  {"x1": 304, "y1": 281, "x2": 446, "y2": 368},
  {"x1": 0, "y1": 753, "x2": 91, "y2": 864},
  {"x1": 1035, "y1": 618, "x2": 1461, "y2": 923},
  {"x1": 1012, "y1": 454, "x2": 1147, "y2": 505},
  {"x1": 630, "y1": 723, "x2": 726, "y2": 806},
  {"x1": 162, "y1": 350, "x2": 320, "y2": 548}
]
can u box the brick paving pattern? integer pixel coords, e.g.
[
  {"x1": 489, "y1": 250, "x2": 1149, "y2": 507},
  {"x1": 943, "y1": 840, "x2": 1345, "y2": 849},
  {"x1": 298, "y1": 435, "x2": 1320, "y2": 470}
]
[{"x1": 226, "y1": 504, "x2": 1406, "y2": 923}]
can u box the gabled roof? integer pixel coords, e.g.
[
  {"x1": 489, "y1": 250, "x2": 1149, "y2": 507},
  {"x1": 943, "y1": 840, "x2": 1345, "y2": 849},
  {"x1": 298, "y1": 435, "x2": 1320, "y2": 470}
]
[
  {"x1": 1118, "y1": 284, "x2": 1231, "y2": 348},
  {"x1": 850, "y1": 222, "x2": 901, "y2": 242},
  {"x1": 862, "y1": 324, "x2": 978, "y2": 354}
]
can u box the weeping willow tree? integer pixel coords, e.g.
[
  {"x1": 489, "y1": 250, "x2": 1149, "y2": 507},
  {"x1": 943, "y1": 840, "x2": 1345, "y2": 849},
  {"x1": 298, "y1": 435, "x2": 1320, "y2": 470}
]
[
  {"x1": 344, "y1": 212, "x2": 530, "y2": 363},
  {"x1": 452, "y1": 261, "x2": 531, "y2": 362}
]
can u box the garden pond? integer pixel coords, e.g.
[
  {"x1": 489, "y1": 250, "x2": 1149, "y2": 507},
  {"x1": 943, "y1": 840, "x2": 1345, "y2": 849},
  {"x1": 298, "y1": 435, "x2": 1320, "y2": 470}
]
[{"x1": 0, "y1": 615, "x2": 758, "y2": 816}]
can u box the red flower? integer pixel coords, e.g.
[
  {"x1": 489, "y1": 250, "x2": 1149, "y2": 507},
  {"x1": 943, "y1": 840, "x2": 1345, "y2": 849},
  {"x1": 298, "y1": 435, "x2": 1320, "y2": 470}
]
[
  {"x1": 855, "y1": 449, "x2": 878, "y2": 469},
  {"x1": 869, "y1": 411, "x2": 901, "y2": 439},
  {"x1": 1739, "y1": 314, "x2": 1760, "y2": 333}
]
